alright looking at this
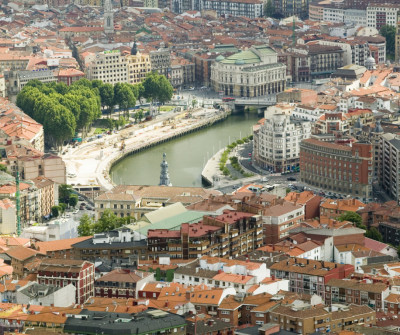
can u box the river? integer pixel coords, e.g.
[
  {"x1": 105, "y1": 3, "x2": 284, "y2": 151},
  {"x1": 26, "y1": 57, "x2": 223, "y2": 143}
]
[{"x1": 110, "y1": 112, "x2": 261, "y2": 187}]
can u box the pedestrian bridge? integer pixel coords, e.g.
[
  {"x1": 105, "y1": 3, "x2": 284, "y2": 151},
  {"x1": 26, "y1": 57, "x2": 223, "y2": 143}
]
[{"x1": 232, "y1": 95, "x2": 276, "y2": 108}]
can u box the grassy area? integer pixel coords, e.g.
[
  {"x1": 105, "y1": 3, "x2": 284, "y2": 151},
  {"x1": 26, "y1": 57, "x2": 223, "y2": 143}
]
[
  {"x1": 94, "y1": 128, "x2": 107, "y2": 134},
  {"x1": 159, "y1": 106, "x2": 175, "y2": 112}
]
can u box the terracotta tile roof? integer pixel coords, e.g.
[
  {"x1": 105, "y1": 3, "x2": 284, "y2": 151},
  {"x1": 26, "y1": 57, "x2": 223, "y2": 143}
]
[
  {"x1": 190, "y1": 289, "x2": 224, "y2": 305},
  {"x1": 34, "y1": 236, "x2": 92, "y2": 253},
  {"x1": 385, "y1": 293, "x2": 400, "y2": 303},
  {"x1": 6, "y1": 246, "x2": 41, "y2": 261},
  {"x1": 212, "y1": 272, "x2": 253, "y2": 284}
]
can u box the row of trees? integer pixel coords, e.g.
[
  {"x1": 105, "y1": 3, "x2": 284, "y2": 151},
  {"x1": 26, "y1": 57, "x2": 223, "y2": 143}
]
[
  {"x1": 16, "y1": 73, "x2": 174, "y2": 147},
  {"x1": 97, "y1": 72, "x2": 173, "y2": 118},
  {"x1": 77, "y1": 209, "x2": 133, "y2": 236},
  {"x1": 380, "y1": 25, "x2": 396, "y2": 60},
  {"x1": 17, "y1": 79, "x2": 101, "y2": 149}
]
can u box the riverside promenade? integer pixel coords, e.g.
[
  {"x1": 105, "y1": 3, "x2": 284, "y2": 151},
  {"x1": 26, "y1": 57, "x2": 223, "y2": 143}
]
[{"x1": 63, "y1": 108, "x2": 228, "y2": 190}]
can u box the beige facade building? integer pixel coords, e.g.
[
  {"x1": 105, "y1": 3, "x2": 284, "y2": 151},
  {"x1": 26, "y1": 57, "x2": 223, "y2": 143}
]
[
  {"x1": 87, "y1": 50, "x2": 152, "y2": 85},
  {"x1": 32, "y1": 176, "x2": 56, "y2": 218},
  {"x1": 94, "y1": 185, "x2": 219, "y2": 220},
  {"x1": 211, "y1": 45, "x2": 286, "y2": 97},
  {"x1": 0, "y1": 198, "x2": 16, "y2": 234}
]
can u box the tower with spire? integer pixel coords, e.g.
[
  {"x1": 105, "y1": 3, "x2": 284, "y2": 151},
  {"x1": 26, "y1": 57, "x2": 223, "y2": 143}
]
[
  {"x1": 159, "y1": 153, "x2": 172, "y2": 186},
  {"x1": 104, "y1": 0, "x2": 114, "y2": 34}
]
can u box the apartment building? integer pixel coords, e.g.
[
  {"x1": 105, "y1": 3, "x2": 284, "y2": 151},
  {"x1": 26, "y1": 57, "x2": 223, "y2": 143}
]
[
  {"x1": 367, "y1": 3, "x2": 400, "y2": 30},
  {"x1": 253, "y1": 113, "x2": 311, "y2": 173},
  {"x1": 211, "y1": 45, "x2": 286, "y2": 97},
  {"x1": 174, "y1": 256, "x2": 270, "y2": 293},
  {"x1": 200, "y1": 0, "x2": 263, "y2": 18},
  {"x1": 95, "y1": 269, "x2": 154, "y2": 299},
  {"x1": 71, "y1": 228, "x2": 148, "y2": 265},
  {"x1": 270, "y1": 303, "x2": 376, "y2": 333},
  {"x1": 0, "y1": 198, "x2": 16, "y2": 234},
  {"x1": 149, "y1": 49, "x2": 171, "y2": 77},
  {"x1": 147, "y1": 211, "x2": 264, "y2": 260},
  {"x1": 269, "y1": 258, "x2": 354, "y2": 300},
  {"x1": 87, "y1": 50, "x2": 151, "y2": 85},
  {"x1": 37, "y1": 259, "x2": 95, "y2": 304},
  {"x1": 378, "y1": 133, "x2": 400, "y2": 202},
  {"x1": 274, "y1": 0, "x2": 310, "y2": 19},
  {"x1": 300, "y1": 139, "x2": 373, "y2": 202},
  {"x1": 325, "y1": 278, "x2": 389, "y2": 311},
  {"x1": 263, "y1": 202, "x2": 305, "y2": 244},
  {"x1": 308, "y1": 44, "x2": 344, "y2": 80}
]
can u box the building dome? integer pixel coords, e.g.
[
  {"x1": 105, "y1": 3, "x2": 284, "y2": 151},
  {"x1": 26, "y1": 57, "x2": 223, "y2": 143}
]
[
  {"x1": 365, "y1": 55, "x2": 376, "y2": 70},
  {"x1": 235, "y1": 58, "x2": 245, "y2": 65},
  {"x1": 216, "y1": 55, "x2": 225, "y2": 62}
]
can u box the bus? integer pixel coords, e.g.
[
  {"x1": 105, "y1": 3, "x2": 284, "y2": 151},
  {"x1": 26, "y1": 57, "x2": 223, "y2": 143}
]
[{"x1": 222, "y1": 97, "x2": 236, "y2": 102}]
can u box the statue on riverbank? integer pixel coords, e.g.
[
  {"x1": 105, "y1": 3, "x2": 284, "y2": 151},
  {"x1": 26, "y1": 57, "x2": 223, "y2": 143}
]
[{"x1": 159, "y1": 153, "x2": 172, "y2": 186}]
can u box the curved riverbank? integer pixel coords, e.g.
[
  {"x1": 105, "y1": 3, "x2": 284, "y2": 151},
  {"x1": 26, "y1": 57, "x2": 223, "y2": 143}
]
[{"x1": 64, "y1": 108, "x2": 230, "y2": 191}]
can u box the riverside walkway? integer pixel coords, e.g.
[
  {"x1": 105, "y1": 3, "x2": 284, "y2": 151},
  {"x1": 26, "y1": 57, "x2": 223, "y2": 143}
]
[{"x1": 63, "y1": 108, "x2": 228, "y2": 191}]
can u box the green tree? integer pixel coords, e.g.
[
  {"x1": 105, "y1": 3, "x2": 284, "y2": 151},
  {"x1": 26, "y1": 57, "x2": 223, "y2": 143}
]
[
  {"x1": 51, "y1": 205, "x2": 60, "y2": 218},
  {"x1": 99, "y1": 83, "x2": 115, "y2": 117},
  {"x1": 114, "y1": 83, "x2": 136, "y2": 119},
  {"x1": 166, "y1": 269, "x2": 174, "y2": 282},
  {"x1": 365, "y1": 227, "x2": 383, "y2": 242},
  {"x1": 93, "y1": 209, "x2": 119, "y2": 233},
  {"x1": 192, "y1": 99, "x2": 197, "y2": 108},
  {"x1": 155, "y1": 268, "x2": 161, "y2": 281},
  {"x1": 69, "y1": 194, "x2": 78, "y2": 208},
  {"x1": 156, "y1": 75, "x2": 173, "y2": 106},
  {"x1": 78, "y1": 214, "x2": 94, "y2": 236},
  {"x1": 380, "y1": 25, "x2": 396, "y2": 59},
  {"x1": 59, "y1": 202, "x2": 67, "y2": 214},
  {"x1": 397, "y1": 245, "x2": 400, "y2": 259},
  {"x1": 0, "y1": 164, "x2": 7, "y2": 173},
  {"x1": 264, "y1": 0, "x2": 275, "y2": 17},
  {"x1": 59, "y1": 184, "x2": 73, "y2": 203},
  {"x1": 337, "y1": 211, "x2": 363, "y2": 227}
]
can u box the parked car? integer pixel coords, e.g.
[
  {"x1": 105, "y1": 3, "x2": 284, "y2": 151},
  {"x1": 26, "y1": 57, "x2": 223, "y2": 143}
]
[{"x1": 287, "y1": 177, "x2": 296, "y2": 181}]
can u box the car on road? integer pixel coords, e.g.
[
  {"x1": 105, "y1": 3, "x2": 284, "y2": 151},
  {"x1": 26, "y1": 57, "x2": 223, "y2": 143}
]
[
  {"x1": 73, "y1": 209, "x2": 79, "y2": 214},
  {"x1": 78, "y1": 197, "x2": 84, "y2": 201},
  {"x1": 287, "y1": 177, "x2": 296, "y2": 181}
]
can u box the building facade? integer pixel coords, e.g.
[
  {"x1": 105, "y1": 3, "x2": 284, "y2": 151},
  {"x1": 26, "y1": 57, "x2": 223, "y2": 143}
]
[
  {"x1": 253, "y1": 113, "x2": 311, "y2": 173},
  {"x1": 300, "y1": 139, "x2": 373, "y2": 202},
  {"x1": 37, "y1": 259, "x2": 95, "y2": 304},
  {"x1": 211, "y1": 45, "x2": 286, "y2": 98},
  {"x1": 87, "y1": 50, "x2": 151, "y2": 85},
  {"x1": 378, "y1": 133, "x2": 400, "y2": 202},
  {"x1": 366, "y1": 3, "x2": 400, "y2": 30}
]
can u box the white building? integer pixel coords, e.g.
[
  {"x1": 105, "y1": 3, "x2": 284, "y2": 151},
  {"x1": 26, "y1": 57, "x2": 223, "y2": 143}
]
[
  {"x1": 367, "y1": 3, "x2": 400, "y2": 29},
  {"x1": 21, "y1": 217, "x2": 80, "y2": 241},
  {"x1": 323, "y1": 7, "x2": 344, "y2": 23},
  {"x1": 17, "y1": 282, "x2": 76, "y2": 307},
  {"x1": 292, "y1": 105, "x2": 324, "y2": 122},
  {"x1": 344, "y1": 9, "x2": 367, "y2": 26},
  {"x1": 211, "y1": 45, "x2": 286, "y2": 97},
  {"x1": 253, "y1": 111, "x2": 311, "y2": 173}
]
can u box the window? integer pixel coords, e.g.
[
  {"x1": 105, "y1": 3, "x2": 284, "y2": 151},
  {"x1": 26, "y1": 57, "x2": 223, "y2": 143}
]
[{"x1": 221, "y1": 311, "x2": 230, "y2": 315}]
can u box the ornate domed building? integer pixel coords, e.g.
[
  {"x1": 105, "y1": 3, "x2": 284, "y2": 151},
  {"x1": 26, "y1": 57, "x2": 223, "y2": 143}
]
[{"x1": 210, "y1": 45, "x2": 287, "y2": 97}]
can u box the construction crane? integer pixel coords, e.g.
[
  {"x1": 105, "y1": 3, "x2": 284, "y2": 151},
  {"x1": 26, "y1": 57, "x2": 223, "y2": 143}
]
[{"x1": 16, "y1": 171, "x2": 21, "y2": 236}]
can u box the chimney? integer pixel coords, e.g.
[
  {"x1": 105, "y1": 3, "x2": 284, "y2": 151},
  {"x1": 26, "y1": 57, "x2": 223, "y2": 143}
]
[
  {"x1": 165, "y1": 301, "x2": 169, "y2": 307},
  {"x1": 242, "y1": 275, "x2": 246, "y2": 280},
  {"x1": 186, "y1": 291, "x2": 191, "y2": 300},
  {"x1": 271, "y1": 275, "x2": 275, "y2": 281},
  {"x1": 246, "y1": 258, "x2": 249, "y2": 263}
]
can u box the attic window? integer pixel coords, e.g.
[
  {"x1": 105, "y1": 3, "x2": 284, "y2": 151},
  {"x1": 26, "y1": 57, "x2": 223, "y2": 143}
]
[
  {"x1": 192, "y1": 294, "x2": 195, "y2": 297},
  {"x1": 198, "y1": 294, "x2": 202, "y2": 298},
  {"x1": 205, "y1": 295, "x2": 208, "y2": 298},
  {"x1": 212, "y1": 295, "x2": 215, "y2": 299}
]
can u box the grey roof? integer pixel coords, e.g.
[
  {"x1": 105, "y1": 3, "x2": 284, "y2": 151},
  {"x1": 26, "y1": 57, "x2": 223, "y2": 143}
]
[
  {"x1": 174, "y1": 259, "x2": 218, "y2": 279},
  {"x1": 64, "y1": 308, "x2": 186, "y2": 335},
  {"x1": 72, "y1": 238, "x2": 147, "y2": 250},
  {"x1": 17, "y1": 70, "x2": 55, "y2": 80},
  {"x1": 235, "y1": 326, "x2": 259, "y2": 335},
  {"x1": 18, "y1": 282, "x2": 60, "y2": 298}
]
